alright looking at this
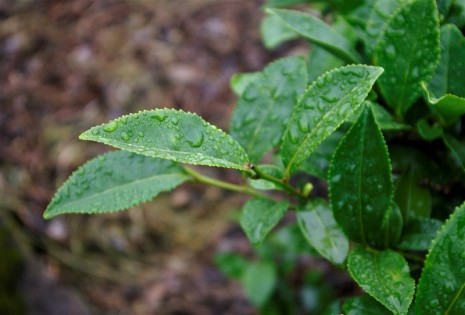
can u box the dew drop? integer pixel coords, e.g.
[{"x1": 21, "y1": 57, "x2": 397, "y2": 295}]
[
  {"x1": 120, "y1": 131, "x2": 131, "y2": 141},
  {"x1": 332, "y1": 174, "x2": 341, "y2": 183},
  {"x1": 103, "y1": 121, "x2": 118, "y2": 133},
  {"x1": 321, "y1": 95, "x2": 338, "y2": 103},
  {"x1": 138, "y1": 132, "x2": 144, "y2": 137},
  {"x1": 228, "y1": 138, "x2": 235, "y2": 145},
  {"x1": 92, "y1": 129, "x2": 100, "y2": 135},
  {"x1": 385, "y1": 45, "x2": 396, "y2": 58},
  {"x1": 171, "y1": 117, "x2": 179, "y2": 125},
  {"x1": 288, "y1": 126, "x2": 299, "y2": 144},
  {"x1": 151, "y1": 113, "x2": 167, "y2": 121},
  {"x1": 187, "y1": 131, "x2": 204, "y2": 148},
  {"x1": 298, "y1": 116, "x2": 309, "y2": 132}
]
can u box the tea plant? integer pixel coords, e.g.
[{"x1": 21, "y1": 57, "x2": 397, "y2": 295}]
[{"x1": 44, "y1": 0, "x2": 465, "y2": 313}]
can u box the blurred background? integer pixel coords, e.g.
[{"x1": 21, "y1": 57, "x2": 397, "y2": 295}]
[{"x1": 0, "y1": 0, "x2": 286, "y2": 314}]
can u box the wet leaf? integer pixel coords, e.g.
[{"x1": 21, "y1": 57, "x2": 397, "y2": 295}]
[
  {"x1": 230, "y1": 56, "x2": 307, "y2": 163},
  {"x1": 398, "y1": 218, "x2": 442, "y2": 251},
  {"x1": 240, "y1": 197, "x2": 289, "y2": 246},
  {"x1": 347, "y1": 101, "x2": 410, "y2": 131},
  {"x1": 230, "y1": 72, "x2": 260, "y2": 96},
  {"x1": 261, "y1": 14, "x2": 299, "y2": 49},
  {"x1": 282, "y1": 65, "x2": 383, "y2": 176},
  {"x1": 267, "y1": 8, "x2": 360, "y2": 63},
  {"x1": 80, "y1": 109, "x2": 251, "y2": 172},
  {"x1": 44, "y1": 151, "x2": 188, "y2": 218},
  {"x1": 242, "y1": 261, "x2": 277, "y2": 307},
  {"x1": 374, "y1": 0, "x2": 440, "y2": 116},
  {"x1": 343, "y1": 294, "x2": 392, "y2": 315},
  {"x1": 375, "y1": 201, "x2": 403, "y2": 248},
  {"x1": 329, "y1": 105, "x2": 393, "y2": 246},
  {"x1": 416, "y1": 202, "x2": 465, "y2": 315},
  {"x1": 348, "y1": 247, "x2": 415, "y2": 315},
  {"x1": 297, "y1": 199, "x2": 349, "y2": 265},
  {"x1": 443, "y1": 134, "x2": 465, "y2": 171}
]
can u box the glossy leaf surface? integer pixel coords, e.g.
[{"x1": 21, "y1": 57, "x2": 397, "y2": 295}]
[
  {"x1": 343, "y1": 294, "x2": 392, "y2": 315},
  {"x1": 297, "y1": 199, "x2": 348, "y2": 265},
  {"x1": 329, "y1": 105, "x2": 392, "y2": 245},
  {"x1": 416, "y1": 202, "x2": 465, "y2": 315},
  {"x1": 44, "y1": 151, "x2": 188, "y2": 218},
  {"x1": 242, "y1": 261, "x2": 277, "y2": 307},
  {"x1": 443, "y1": 134, "x2": 465, "y2": 171},
  {"x1": 80, "y1": 109, "x2": 250, "y2": 172},
  {"x1": 261, "y1": 14, "x2": 298, "y2": 49},
  {"x1": 375, "y1": 201, "x2": 403, "y2": 248},
  {"x1": 348, "y1": 247, "x2": 415, "y2": 315},
  {"x1": 282, "y1": 65, "x2": 383, "y2": 176},
  {"x1": 240, "y1": 197, "x2": 288, "y2": 246},
  {"x1": 347, "y1": 101, "x2": 410, "y2": 131},
  {"x1": 374, "y1": 0, "x2": 440, "y2": 116},
  {"x1": 231, "y1": 56, "x2": 307, "y2": 163},
  {"x1": 267, "y1": 8, "x2": 360, "y2": 63},
  {"x1": 398, "y1": 218, "x2": 442, "y2": 251}
]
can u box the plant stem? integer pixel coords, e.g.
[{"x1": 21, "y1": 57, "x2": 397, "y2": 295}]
[
  {"x1": 183, "y1": 167, "x2": 277, "y2": 201},
  {"x1": 252, "y1": 165, "x2": 307, "y2": 199}
]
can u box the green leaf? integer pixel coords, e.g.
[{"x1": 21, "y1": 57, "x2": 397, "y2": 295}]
[
  {"x1": 443, "y1": 134, "x2": 465, "y2": 171},
  {"x1": 230, "y1": 72, "x2": 260, "y2": 96},
  {"x1": 230, "y1": 56, "x2": 307, "y2": 163},
  {"x1": 267, "y1": 8, "x2": 360, "y2": 63},
  {"x1": 299, "y1": 130, "x2": 345, "y2": 179},
  {"x1": 282, "y1": 65, "x2": 383, "y2": 176},
  {"x1": 261, "y1": 14, "x2": 299, "y2": 49},
  {"x1": 80, "y1": 109, "x2": 251, "y2": 172},
  {"x1": 375, "y1": 201, "x2": 403, "y2": 249},
  {"x1": 297, "y1": 199, "x2": 349, "y2": 265},
  {"x1": 265, "y1": 0, "x2": 310, "y2": 7},
  {"x1": 214, "y1": 252, "x2": 249, "y2": 280},
  {"x1": 242, "y1": 261, "x2": 277, "y2": 307},
  {"x1": 343, "y1": 294, "x2": 393, "y2": 315},
  {"x1": 44, "y1": 151, "x2": 188, "y2": 219},
  {"x1": 240, "y1": 197, "x2": 289, "y2": 246},
  {"x1": 398, "y1": 218, "x2": 442, "y2": 251},
  {"x1": 347, "y1": 101, "x2": 411, "y2": 131},
  {"x1": 306, "y1": 46, "x2": 345, "y2": 83},
  {"x1": 424, "y1": 24, "x2": 465, "y2": 124},
  {"x1": 348, "y1": 247, "x2": 415, "y2": 315},
  {"x1": 249, "y1": 165, "x2": 284, "y2": 190},
  {"x1": 416, "y1": 118, "x2": 444, "y2": 141},
  {"x1": 416, "y1": 201, "x2": 465, "y2": 315},
  {"x1": 437, "y1": 0, "x2": 452, "y2": 16},
  {"x1": 394, "y1": 168, "x2": 432, "y2": 222},
  {"x1": 329, "y1": 105, "x2": 393, "y2": 246},
  {"x1": 374, "y1": 0, "x2": 441, "y2": 116}
]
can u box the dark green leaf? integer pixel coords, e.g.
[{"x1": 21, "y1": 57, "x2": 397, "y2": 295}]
[
  {"x1": 416, "y1": 202, "x2": 465, "y2": 314},
  {"x1": 436, "y1": 0, "x2": 452, "y2": 17},
  {"x1": 282, "y1": 65, "x2": 383, "y2": 176},
  {"x1": 443, "y1": 134, "x2": 465, "y2": 171},
  {"x1": 394, "y1": 168, "x2": 432, "y2": 222},
  {"x1": 261, "y1": 14, "x2": 299, "y2": 49},
  {"x1": 299, "y1": 130, "x2": 345, "y2": 179},
  {"x1": 398, "y1": 218, "x2": 442, "y2": 251},
  {"x1": 343, "y1": 294, "x2": 392, "y2": 315},
  {"x1": 374, "y1": 0, "x2": 441, "y2": 116},
  {"x1": 240, "y1": 197, "x2": 289, "y2": 246},
  {"x1": 230, "y1": 72, "x2": 260, "y2": 96},
  {"x1": 249, "y1": 165, "x2": 284, "y2": 190},
  {"x1": 375, "y1": 201, "x2": 403, "y2": 248},
  {"x1": 267, "y1": 8, "x2": 360, "y2": 63},
  {"x1": 329, "y1": 105, "x2": 393, "y2": 245},
  {"x1": 80, "y1": 109, "x2": 251, "y2": 172},
  {"x1": 416, "y1": 118, "x2": 444, "y2": 141},
  {"x1": 347, "y1": 101, "x2": 411, "y2": 131},
  {"x1": 242, "y1": 261, "x2": 277, "y2": 307},
  {"x1": 265, "y1": 0, "x2": 310, "y2": 7},
  {"x1": 231, "y1": 56, "x2": 307, "y2": 163},
  {"x1": 348, "y1": 247, "x2": 415, "y2": 315},
  {"x1": 44, "y1": 151, "x2": 188, "y2": 218},
  {"x1": 306, "y1": 46, "x2": 345, "y2": 83},
  {"x1": 214, "y1": 252, "x2": 249, "y2": 280},
  {"x1": 297, "y1": 199, "x2": 349, "y2": 265}
]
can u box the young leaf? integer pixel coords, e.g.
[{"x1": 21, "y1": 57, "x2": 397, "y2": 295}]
[
  {"x1": 297, "y1": 199, "x2": 349, "y2": 265},
  {"x1": 230, "y1": 72, "x2": 260, "y2": 96},
  {"x1": 398, "y1": 218, "x2": 442, "y2": 251},
  {"x1": 282, "y1": 65, "x2": 383, "y2": 176},
  {"x1": 80, "y1": 109, "x2": 251, "y2": 172},
  {"x1": 348, "y1": 247, "x2": 415, "y2": 315},
  {"x1": 443, "y1": 134, "x2": 465, "y2": 171},
  {"x1": 347, "y1": 101, "x2": 411, "y2": 131},
  {"x1": 329, "y1": 105, "x2": 393, "y2": 246},
  {"x1": 242, "y1": 261, "x2": 277, "y2": 307},
  {"x1": 307, "y1": 46, "x2": 345, "y2": 83},
  {"x1": 424, "y1": 24, "x2": 465, "y2": 125},
  {"x1": 43, "y1": 151, "x2": 188, "y2": 219},
  {"x1": 267, "y1": 8, "x2": 360, "y2": 63},
  {"x1": 343, "y1": 294, "x2": 393, "y2": 315},
  {"x1": 230, "y1": 56, "x2": 307, "y2": 163},
  {"x1": 374, "y1": 0, "x2": 441, "y2": 116},
  {"x1": 240, "y1": 197, "x2": 289, "y2": 246},
  {"x1": 416, "y1": 118, "x2": 444, "y2": 141},
  {"x1": 416, "y1": 202, "x2": 465, "y2": 314},
  {"x1": 260, "y1": 14, "x2": 298, "y2": 49},
  {"x1": 249, "y1": 165, "x2": 284, "y2": 190}
]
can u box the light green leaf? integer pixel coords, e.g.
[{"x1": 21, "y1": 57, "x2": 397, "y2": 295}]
[
  {"x1": 297, "y1": 199, "x2": 349, "y2": 265},
  {"x1": 424, "y1": 24, "x2": 465, "y2": 124},
  {"x1": 230, "y1": 72, "x2": 260, "y2": 96},
  {"x1": 329, "y1": 105, "x2": 393, "y2": 246},
  {"x1": 348, "y1": 247, "x2": 415, "y2": 315},
  {"x1": 44, "y1": 151, "x2": 188, "y2": 219},
  {"x1": 307, "y1": 46, "x2": 345, "y2": 83},
  {"x1": 398, "y1": 218, "x2": 442, "y2": 251},
  {"x1": 240, "y1": 197, "x2": 289, "y2": 246},
  {"x1": 343, "y1": 294, "x2": 392, "y2": 315},
  {"x1": 374, "y1": 0, "x2": 441, "y2": 116},
  {"x1": 299, "y1": 130, "x2": 345, "y2": 179},
  {"x1": 242, "y1": 261, "x2": 277, "y2": 307},
  {"x1": 249, "y1": 165, "x2": 284, "y2": 190},
  {"x1": 80, "y1": 109, "x2": 251, "y2": 172},
  {"x1": 347, "y1": 101, "x2": 411, "y2": 131},
  {"x1": 443, "y1": 134, "x2": 465, "y2": 171},
  {"x1": 394, "y1": 168, "x2": 432, "y2": 222},
  {"x1": 282, "y1": 65, "x2": 383, "y2": 176},
  {"x1": 416, "y1": 201, "x2": 465, "y2": 315},
  {"x1": 261, "y1": 14, "x2": 299, "y2": 49},
  {"x1": 231, "y1": 56, "x2": 307, "y2": 163},
  {"x1": 267, "y1": 8, "x2": 360, "y2": 63}
]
